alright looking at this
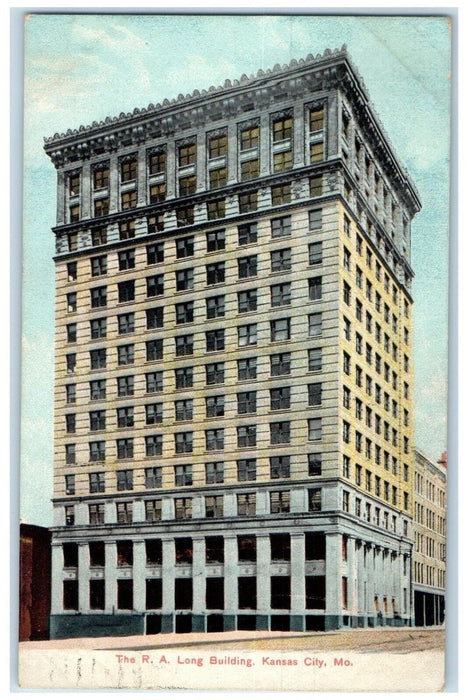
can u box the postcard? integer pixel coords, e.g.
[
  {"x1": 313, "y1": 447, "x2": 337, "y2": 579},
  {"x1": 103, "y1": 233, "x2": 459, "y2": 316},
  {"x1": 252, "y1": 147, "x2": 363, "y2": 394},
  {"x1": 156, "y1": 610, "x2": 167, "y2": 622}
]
[{"x1": 18, "y1": 12, "x2": 451, "y2": 691}]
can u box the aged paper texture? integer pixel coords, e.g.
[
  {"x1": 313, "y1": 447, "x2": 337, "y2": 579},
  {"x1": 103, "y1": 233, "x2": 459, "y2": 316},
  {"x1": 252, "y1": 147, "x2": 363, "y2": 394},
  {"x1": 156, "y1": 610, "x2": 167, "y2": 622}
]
[{"x1": 20, "y1": 12, "x2": 451, "y2": 692}]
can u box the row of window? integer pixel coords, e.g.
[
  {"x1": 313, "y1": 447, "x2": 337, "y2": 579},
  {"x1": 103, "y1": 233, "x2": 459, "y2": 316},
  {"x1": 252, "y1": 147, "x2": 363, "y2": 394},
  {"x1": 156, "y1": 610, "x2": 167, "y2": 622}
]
[
  {"x1": 342, "y1": 206, "x2": 411, "y2": 298},
  {"x1": 67, "y1": 259, "x2": 322, "y2": 320},
  {"x1": 64, "y1": 314, "x2": 323, "y2": 374},
  {"x1": 342, "y1": 266, "x2": 410, "y2": 346},
  {"x1": 63, "y1": 348, "x2": 321, "y2": 404},
  {"x1": 62, "y1": 573, "x2": 326, "y2": 613},
  {"x1": 341, "y1": 108, "x2": 410, "y2": 239},
  {"x1": 64, "y1": 453, "x2": 323, "y2": 495},
  {"x1": 67, "y1": 111, "x2": 324, "y2": 195},
  {"x1": 414, "y1": 534, "x2": 445, "y2": 561},
  {"x1": 414, "y1": 504, "x2": 446, "y2": 535},
  {"x1": 63, "y1": 175, "x2": 325, "y2": 249},
  {"x1": 343, "y1": 384, "x2": 406, "y2": 422},
  {"x1": 62, "y1": 532, "x2": 324, "y2": 568},
  {"x1": 65, "y1": 383, "x2": 324, "y2": 433},
  {"x1": 414, "y1": 473, "x2": 445, "y2": 507},
  {"x1": 66, "y1": 216, "x2": 311, "y2": 278},
  {"x1": 67, "y1": 281, "x2": 324, "y2": 349},
  {"x1": 343, "y1": 453, "x2": 409, "y2": 497},
  {"x1": 63, "y1": 487, "x2": 323, "y2": 526},
  {"x1": 342, "y1": 340, "x2": 409, "y2": 396},
  {"x1": 64, "y1": 417, "x2": 324, "y2": 463},
  {"x1": 342, "y1": 353, "x2": 410, "y2": 407},
  {"x1": 343, "y1": 418, "x2": 410, "y2": 455},
  {"x1": 413, "y1": 563, "x2": 445, "y2": 588},
  {"x1": 342, "y1": 489, "x2": 410, "y2": 529},
  {"x1": 68, "y1": 172, "x2": 323, "y2": 227}
]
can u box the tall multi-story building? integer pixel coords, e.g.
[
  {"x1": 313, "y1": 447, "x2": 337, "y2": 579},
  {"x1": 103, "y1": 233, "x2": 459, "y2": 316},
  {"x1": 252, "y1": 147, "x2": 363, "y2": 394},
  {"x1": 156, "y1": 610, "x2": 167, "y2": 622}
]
[
  {"x1": 413, "y1": 449, "x2": 447, "y2": 626},
  {"x1": 45, "y1": 46, "x2": 421, "y2": 638}
]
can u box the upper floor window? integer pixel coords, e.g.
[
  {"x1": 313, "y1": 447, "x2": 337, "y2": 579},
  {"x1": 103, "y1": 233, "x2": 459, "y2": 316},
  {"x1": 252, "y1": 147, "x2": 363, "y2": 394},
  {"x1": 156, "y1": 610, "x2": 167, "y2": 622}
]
[
  {"x1": 93, "y1": 166, "x2": 109, "y2": 190},
  {"x1": 240, "y1": 125, "x2": 259, "y2": 150},
  {"x1": 179, "y1": 176, "x2": 196, "y2": 197},
  {"x1": 69, "y1": 205, "x2": 80, "y2": 223},
  {"x1": 120, "y1": 158, "x2": 137, "y2": 183},
  {"x1": 238, "y1": 255, "x2": 257, "y2": 279},
  {"x1": 148, "y1": 214, "x2": 164, "y2": 234},
  {"x1": 310, "y1": 142, "x2": 324, "y2": 163},
  {"x1": 209, "y1": 167, "x2": 227, "y2": 189},
  {"x1": 150, "y1": 183, "x2": 166, "y2": 203},
  {"x1": 310, "y1": 176, "x2": 323, "y2": 198},
  {"x1": 206, "y1": 229, "x2": 225, "y2": 252},
  {"x1": 273, "y1": 116, "x2": 293, "y2": 142},
  {"x1": 68, "y1": 172, "x2": 80, "y2": 196},
  {"x1": 271, "y1": 183, "x2": 291, "y2": 205},
  {"x1": 310, "y1": 107, "x2": 324, "y2": 133},
  {"x1": 273, "y1": 152, "x2": 292, "y2": 172},
  {"x1": 271, "y1": 248, "x2": 291, "y2": 272},
  {"x1": 240, "y1": 159, "x2": 259, "y2": 181},
  {"x1": 239, "y1": 191, "x2": 258, "y2": 213},
  {"x1": 209, "y1": 134, "x2": 228, "y2": 158},
  {"x1": 176, "y1": 236, "x2": 195, "y2": 259},
  {"x1": 176, "y1": 206, "x2": 194, "y2": 227},
  {"x1": 176, "y1": 268, "x2": 193, "y2": 292},
  {"x1": 149, "y1": 150, "x2": 166, "y2": 175},
  {"x1": 118, "y1": 280, "x2": 135, "y2": 303},
  {"x1": 91, "y1": 255, "x2": 107, "y2": 277},
  {"x1": 118, "y1": 249, "x2": 135, "y2": 270},
  {"x1": 207, "y1": 198, "x2": 226, "y2": 220},
  {"x1": 147, "y1": 242, "x2": 164, "y2": 265},
  {"x1": 121, "y1": 191, "x2": 137, "y2": 210},
  {"x1": 178, "y1": 143, "x2": 196, "y2": 167},
  {"x1": 271, "y1": 216, "x2": 291, "y2": 238},
  {"x1": 94, "y1": 198, "x2": 109, "y2": 218},
  {"x1": 206, "y1": 262, "x2": 225, "y2": 285},
  {"x1": 309, "y1": 209, "x2": 322, "y2": 231}
]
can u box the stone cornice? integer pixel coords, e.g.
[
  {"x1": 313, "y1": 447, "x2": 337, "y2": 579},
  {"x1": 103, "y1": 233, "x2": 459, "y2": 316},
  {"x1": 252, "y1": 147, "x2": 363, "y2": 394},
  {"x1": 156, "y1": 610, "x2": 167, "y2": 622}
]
[
  {"x1": 44, "y1": 47, "x2": 347, "y2": 154},
  {"x1": 44, "y1": 45, "x2": 420, "y2": 217}
]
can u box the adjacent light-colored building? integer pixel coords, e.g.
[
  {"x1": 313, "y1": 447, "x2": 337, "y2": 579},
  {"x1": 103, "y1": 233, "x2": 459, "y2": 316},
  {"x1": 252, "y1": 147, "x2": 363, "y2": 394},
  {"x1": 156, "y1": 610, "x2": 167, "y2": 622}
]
[
  {"x1": 45, "y1": 46, "x2": 420, "y2": 638},
  {"x1": 413, "y1": 449, "x2": 446, "y2": 626}
]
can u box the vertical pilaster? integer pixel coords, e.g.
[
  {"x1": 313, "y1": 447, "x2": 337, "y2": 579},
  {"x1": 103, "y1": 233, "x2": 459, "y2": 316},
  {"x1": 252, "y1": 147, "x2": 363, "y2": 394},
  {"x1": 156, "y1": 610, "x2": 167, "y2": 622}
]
[
  {"x1": 367, "y1": 544, "x2": 375, "y2": 617},
  {"x1": 291, "y1": 533, "x2": 306, "y2": 614},
  {"x1": 133, "y1": 539, "x2": 146, "y2": 612},
  {"x1": 224, "y1": 535, "x2": 238, "y2": 613},
  {"x1": 104, "y1": 541, "x2": 117, "y2": 612},
  {"x1": 56, "y1": 171, "x2": 66, "y2": 225},
  {"x1": 192, "y1": 537, "x2": 206, "y2": 614},
  {"x1": 166, "y1": 140, "x2": 176, "y2": 198},
  {"x1": 137, "y1": 146, "x2": 147, "y2": 206},
  {"x1": 227, "y1": 123, "x2": 238, "y2": 185},
  {"x1": 260, "y1": 113, "x2": 270, "y2": 176},
  {"x1": 196, "y1": 131, "x2": 206, "y2": 192},
  {"x1": 356, "y1": 541, "x2": 366, "y2": 615},
  {"x1": 293, "y1": 102, "x2": 305, "y2": 167},
  {"x1": 162, "y1": 539, "x2": 175, "y2": 612},
  {"x1": 81, "y1": 163, "x2": 91, "y2": 219},
  {"x1": 347, "y1": 536, "x2": 357, "y2": 616},
  {"x1": 256, "y1": 534, "x2": 270, "y2": 613},
  {"x1": 78, "y1": 542, "x2": 89, "y2": 612},
  {"x1": 109, "y1": 154, "x2": 119, "y2": 214},
  {"x1": 325, "y1": 532, "x2": 341, "y2": 617},
  {"x1": 51, "y1": 543, "x2": 63, "y2": 614}
]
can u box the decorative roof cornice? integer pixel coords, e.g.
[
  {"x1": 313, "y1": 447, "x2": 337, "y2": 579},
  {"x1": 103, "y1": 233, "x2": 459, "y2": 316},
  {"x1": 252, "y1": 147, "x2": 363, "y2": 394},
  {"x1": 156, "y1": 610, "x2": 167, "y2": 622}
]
[
  {"x1": 44, "y1": 45, "x2": 420, "y2": 214},
  {"x1": 44, "y1": 46, "x2": 347, "y2": 148}
]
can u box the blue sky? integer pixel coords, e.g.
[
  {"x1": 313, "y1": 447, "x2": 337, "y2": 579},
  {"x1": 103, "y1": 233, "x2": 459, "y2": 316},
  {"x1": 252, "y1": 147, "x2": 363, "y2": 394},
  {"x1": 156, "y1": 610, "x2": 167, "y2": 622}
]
[{"x1": 20, "y1": 13, "x2": 451, "y2": 526}]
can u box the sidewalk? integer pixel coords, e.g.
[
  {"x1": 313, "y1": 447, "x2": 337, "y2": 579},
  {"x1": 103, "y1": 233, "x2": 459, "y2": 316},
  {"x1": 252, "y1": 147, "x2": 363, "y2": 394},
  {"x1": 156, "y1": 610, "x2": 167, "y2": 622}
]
[{"x1": 19, "y1": 626, "x2": 444, "y2": 653}]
